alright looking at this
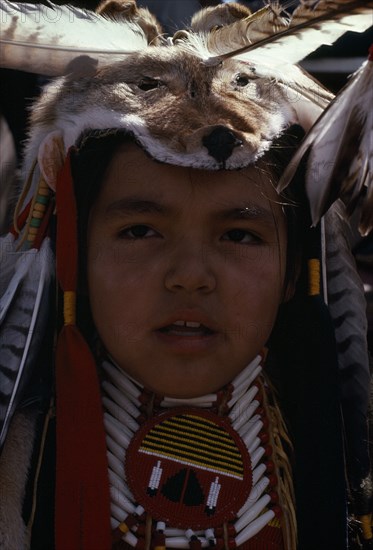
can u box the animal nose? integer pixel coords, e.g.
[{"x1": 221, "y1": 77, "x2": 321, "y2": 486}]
[{"x1": 202, "y1": 126, "x2": 242, "y2": 163}]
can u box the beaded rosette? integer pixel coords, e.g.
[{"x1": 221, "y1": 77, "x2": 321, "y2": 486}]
[{"x1": 102, "y1": 354, "x2": 296, "y2": 549}]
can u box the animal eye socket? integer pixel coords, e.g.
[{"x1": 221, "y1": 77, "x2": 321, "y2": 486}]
[
  {"x1": 138, "y1": 77, "x2": 161, "y2": 91},
  {"x1": 235, "y1": 74, "x2": 250, "y2": 87}
]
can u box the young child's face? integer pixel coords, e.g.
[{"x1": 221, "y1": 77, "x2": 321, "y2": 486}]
[{"x1": 87, "y1": 142, "x2": 288, "y2": 397}]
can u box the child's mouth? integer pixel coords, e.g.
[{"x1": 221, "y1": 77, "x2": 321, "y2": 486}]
[{"x1": 159, "y1": 320, "x2": 215, "y2": 337}]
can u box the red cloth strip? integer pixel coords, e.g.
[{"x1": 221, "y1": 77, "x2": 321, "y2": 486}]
[{"x1": 55, "y1": 150, "x2": 111, "y2": 550}]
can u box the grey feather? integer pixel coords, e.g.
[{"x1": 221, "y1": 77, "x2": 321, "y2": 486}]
[
  {"x1": 278, "y1": 55, "x2": 372, "y2": 235},
  {"x1": 0, "y1": 243, "x2": 37, "y2": 323},
  {"x1": 0, "y1": 238, "x2": 54, "y2": 449},
  {"x1": 0, "y1": 234, "x2": 18, "y2": 300},
  {"x1": 324, "y1": 203, "x2": 369, "y2": 407}
]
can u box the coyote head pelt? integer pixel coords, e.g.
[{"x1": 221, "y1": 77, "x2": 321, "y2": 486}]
[
  {"x1": 23, "y1": 0, "x2": 334, "y2": 178},
  {"x1": 0, "y1": 0, "x2": 371, "y2": 231},
  {"x1": 28, "y1": 44, "x2": 326, "y2": 174}
]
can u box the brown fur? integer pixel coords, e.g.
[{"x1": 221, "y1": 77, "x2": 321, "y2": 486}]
[
  {"x1": 96, "y1": 0, "x2": 163, "y2": 45},
  {"x1": 190, "y1": 3, "x2": 251, "y2": 33},
  {"x1": 28, "y1": 45, "x2": 299, "y2": 172}
]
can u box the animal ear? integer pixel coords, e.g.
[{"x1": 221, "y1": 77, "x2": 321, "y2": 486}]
[
  {"x1": 38, "y1": 131, "x2": 66, "y2": 191},
  {"x1": 96, "y1": 0, "x2": 137, "y2": 18}
]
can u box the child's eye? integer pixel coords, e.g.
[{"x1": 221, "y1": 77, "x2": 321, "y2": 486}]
[
  {"x1": 222, "y1": 229, "x2": 260, "y2": 244},
  {"x1": 119, "y1": 225, "x2": 157, "y2": 239}
]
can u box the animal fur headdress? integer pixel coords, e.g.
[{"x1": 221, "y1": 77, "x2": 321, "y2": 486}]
[{"x1": 0, "y1": 1, "x2": 372, "y2": 548}]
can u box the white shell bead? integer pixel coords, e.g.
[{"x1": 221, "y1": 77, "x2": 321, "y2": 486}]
[
  {"x1": 245, "y1": 477, "x2": 270, "y2": 510},
  {"x1": 102, "y1": 360, "x2": 141, "y2": 402},
  {"x1": 103, "y1": 380, "x2": 139, "y2": 419},
  {"x1": 252, "y1": 463, "x2": 267, "y2": 486},
  {"x1": 106, "y1": 434, "x2": 126, "y2": 463},
  {"x1": 103, "y1": 395, "x2": 139, "y2": 433},
  {"x1": 232, "y1": 355, "x2": 261, "y2": 388},
  {"x1": 235, "y1": 509, "x2": 275, "y2": 547}
]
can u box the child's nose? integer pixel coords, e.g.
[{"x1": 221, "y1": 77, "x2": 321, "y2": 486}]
[{"x1": 164, "y1": 244, "x2": 216, "y2": 293}]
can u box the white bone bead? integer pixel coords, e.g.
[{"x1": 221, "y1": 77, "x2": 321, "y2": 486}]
[
  {"x1": 106, "y1": 434, "x2": 126, "y2": 463},
  {"x1": 248, "y1": 435, "x2": 260, "y2": 456},
  {"x1": 108, "y1": 468, "x2": 133, "y2": 500},
  {"x1": 123, "y1": 531, "x2": 138, "y2": 547},
  {"x1": 161, "y1": 394, "x2": 216, "y2": 407},
  {"x1": 102, "y1": 360, "x2": 141, "y2": 401},
  {"x1": 110, "y1": 485, "x2": 135, "y2": 515},
  {"x1": 229, "y1": 387, "x2": 258, "y2": 426},
  {"x1": 111, "y1": 502, "x2": 126, "y2": 523},
  {"x1": 104, "y1": 413, "x2": 131, "y2": 448},
  {"x1": 107, "y1": 450, "x2": 125, "y2": 478},
  {"x1": 103, "y1": 380, "x2": 140, "y2": 419},
  {"x1": 252, "y1": 463, "x2": 267, "y2": 486},
  {"x1": 103, "y1": 395, "x2": 139, "y2": 433},
  {"x1": 232, "y1": 355, "x2": 261, "y2": 388},
  {"x1": 229, "y1": 369, "x2": 261, "y2": 425},
  {"x1": 235, "y1": 509, "x2": 275, "y2": 547},
  {"x1": 251, "y1": 446, "x2": 265, "y2": 469},
  {"x1": 235, "y1": 493, "x2": 271, "y2": 533},
  {"x1": 243, "y1": 417, "x2": 263, "y2": 449}
]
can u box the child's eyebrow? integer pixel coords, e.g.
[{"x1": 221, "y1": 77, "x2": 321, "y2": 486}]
[
  {"x1": 104, "y1": 197, "x2": 276, "y2": 225},
  {"x1": 214, "y1": 205, "x2": 276, "y2": 225},
  {"x1": 105, "y1": 197, "x2": 169, "y2": 216}
]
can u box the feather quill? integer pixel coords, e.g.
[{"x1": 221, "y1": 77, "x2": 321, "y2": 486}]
[
  {"x1": 0, "y1": 238, "x2": 54, "y2": 449},
  {"x1": 206, "y1": 0, "x2": 373, "y2": 65},
  {"x1": 0, "y1": 0, "x2": 148, "y2": 76},
  {"x1": 278, "y1": 51, "x2": 373, "y2": 235}
]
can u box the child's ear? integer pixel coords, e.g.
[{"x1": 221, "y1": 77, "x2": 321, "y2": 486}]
[
  {"x1": 282, "y1": 259, "x2": 302, "y2": 303},
  {"x1": 282, "y1": 280, "x2": 296, "y2": 303}
]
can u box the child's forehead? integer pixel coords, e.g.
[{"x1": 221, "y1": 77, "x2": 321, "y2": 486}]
[{"x1": 102, "y1": 141, "x2": 280, "y2": 211}]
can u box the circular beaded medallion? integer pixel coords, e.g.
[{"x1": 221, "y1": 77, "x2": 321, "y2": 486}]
[{"x1": 126, "y1": 408, "x2": 252, "y2": 528}]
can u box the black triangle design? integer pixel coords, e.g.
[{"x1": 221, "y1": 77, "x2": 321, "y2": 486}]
[
  {"x1": 161, "y1": 468, "x2": 205, "y2": 506},
  {"x1": 161, "y1": 468, "x2": 187, "y2": 502}
]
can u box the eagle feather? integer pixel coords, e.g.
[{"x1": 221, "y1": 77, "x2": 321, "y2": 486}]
[
  {"x1": 0, "y1": 0, "x2": 148, "y2": 76},
  {"x1": 278, "y1": 52, "x2": 373, "y2": 236},
  {"x1": 206, "y1": 1, "x2": 372, "y2": 64}
]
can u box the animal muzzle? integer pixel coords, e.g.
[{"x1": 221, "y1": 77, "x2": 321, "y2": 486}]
[{"x1": 202, "y1": 126, "x2": 243, "y2": 164}]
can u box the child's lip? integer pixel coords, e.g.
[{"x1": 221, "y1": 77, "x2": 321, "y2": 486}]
[
  {"x1": 156, "y1": 310, "x2": 218, "y2": 333},
  {"x1": 154, "y1": 326, "x2": 219, "y2": 353}
]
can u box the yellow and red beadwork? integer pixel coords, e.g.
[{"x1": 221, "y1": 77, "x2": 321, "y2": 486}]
[{"x1": 126, "y1": 408, "x2": 252, "y2": 529}]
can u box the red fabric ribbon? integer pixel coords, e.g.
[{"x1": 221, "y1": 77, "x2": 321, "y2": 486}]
[{"x1": 55, "y1": 149, "x2": 111, "y2": 550}]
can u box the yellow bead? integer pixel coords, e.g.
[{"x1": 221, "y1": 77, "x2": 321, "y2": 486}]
[
  {"x1": 34, "y1": 202, "x2": 46, "y2": 212},
  {"x1": 308, "y1": 258, "x2": 320, "y2": 296},
  {"x1": 64, "y1": 291, "x2": 76, "y2": 326},
  {"x1": 118, "y1": 522, "x2": 129, "y2": 534},
  {"x1": 360, "y1": 513, "x2": 373, "y2": 540}
]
